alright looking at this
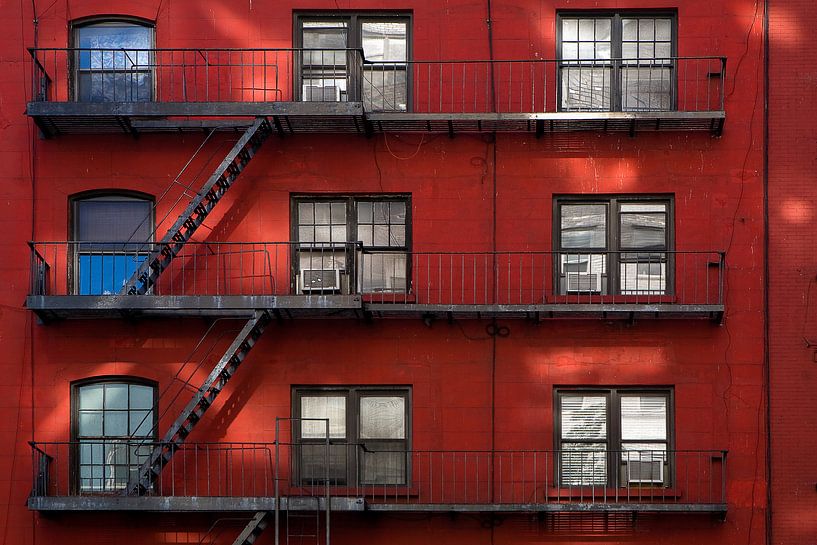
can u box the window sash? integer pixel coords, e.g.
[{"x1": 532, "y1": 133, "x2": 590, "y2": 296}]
[
  {"x1": 294, "y1": 388, "x2": 409, "y2": 486},
  {"x1": 555, "y1": 198, "x2": 672, "y2": 296},
  {"x1": 558, "y1": 13, "x2": 675, "y2": 112}
]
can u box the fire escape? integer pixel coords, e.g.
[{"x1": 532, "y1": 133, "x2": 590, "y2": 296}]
[{"x1": 25, "y1": 46, "x2": 730, "y2": 545}]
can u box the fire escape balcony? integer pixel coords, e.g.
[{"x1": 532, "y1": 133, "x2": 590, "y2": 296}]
[
  {"x1": 27, "y1": 441, "x2": 728, "y2": 517},
  {"x1": 26, "y1": 242, "x2": 725, "y2": 321},
  {"x1": 26, "y1": 48, "x2": 726, "y2": 137}
]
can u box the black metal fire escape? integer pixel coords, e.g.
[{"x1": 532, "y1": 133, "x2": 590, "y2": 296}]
[{"x1": 121, "y1": 116, "x2": 273, "y2": 295}]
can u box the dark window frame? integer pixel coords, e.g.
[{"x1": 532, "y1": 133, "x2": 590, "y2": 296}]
[
  {"x1": 70, "y1": 17, "x2": 156, "y2": 103},
  {"x1": 554, "y1": 387, "x2": 675, "y2": 488},
  {"x1": 69, "y1": 376, "x2": 159, "y2": 494},
  {"x1": 293, "y1": 12, "x2": 412, "y2": 110},
  {"x1": 291, "y1": 194, "x2": 412, "y2": 294},
  {"x1": 552, "y1": 195, "x2": 674, "y2": 296},
  {"x1": 556, "y1": 10, "x2": 678, "y2": 112},
  {"x1": 292, "y1": 386, "x2": 412, "y2": 486},
  {"x1": 69, "y1": 191, "x2": 155, "y2": 295}
]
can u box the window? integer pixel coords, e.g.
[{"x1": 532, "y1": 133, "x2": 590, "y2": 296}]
[
  {"x1": 296, "y1": 14, "x2": 409, "y2": 111},
  {"x1": 72, "y1": 194, "x2": 153, "y2": 295},
  {"x1": 293, "y1": 387, "x2": 410, "y2": 486},
  {"x1": 554, "y1": 196, "x2": 671, "y2": 296},
  {"x1": 555, "y1": 389, "x2": 671, "y2": 487},
  {"x1": 72, "y1": 19, "x2": 154, "y2": 102},
  {"x1": 558, "y1": 13, "x2": 675, "y2": 111},
  {"x1": 72, "y1": 379, "x2": 157, "y2": 492},
  {"x1": 293, "y1": 196, "x2": 410, "y2": 294}
]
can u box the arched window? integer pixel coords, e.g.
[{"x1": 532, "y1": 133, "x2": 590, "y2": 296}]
[
  {"x1": 71, "y1": 378, "x2": 158, "y2": 492},
  {"x1": 72, "y1": 19, "x2": 154, "y2": 102},
  {"x1": 71, "y1": 193, "x2": 153, "y2": 295}
]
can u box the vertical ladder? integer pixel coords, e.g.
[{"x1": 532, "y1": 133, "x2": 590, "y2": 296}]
[
  {"x1": 130, "y1": 310, "x2": 272, "y2": 493},
  {"x1": 122, "y1": 116, "x2": 273, "y2": 295},
  {"x1": 286, "y1": 497, "x2": 323, "y2": 545}
]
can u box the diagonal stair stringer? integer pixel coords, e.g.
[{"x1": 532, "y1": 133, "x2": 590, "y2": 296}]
[
  {"x1": 122, "y1": 116, "x2": 273, "y2": 295},
  {"x1": 129, "y1": 310, "x2": 272, "y2": 493}
]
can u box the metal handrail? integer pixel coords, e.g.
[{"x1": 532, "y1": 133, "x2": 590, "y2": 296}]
[
  {"x1": 27, "y1": 242, "x2": 725, "y2": 307},
  {"x1": 28, "y1": 441, "x2": 728, "y2": 507}
]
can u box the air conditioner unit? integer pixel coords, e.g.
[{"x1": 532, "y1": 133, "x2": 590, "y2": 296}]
[
  {"x1": 300, "y1": 269, "x2": 342, "y2": 292},
  {"x1": 303, "y1": 85, "x2": 341, "y2": 102},
  {"x1": 626, "y1": 459, "x2": 665, "y2": 484},
  {"x1": 566, "y1": 272, "x2": 602, "y2": 293}
]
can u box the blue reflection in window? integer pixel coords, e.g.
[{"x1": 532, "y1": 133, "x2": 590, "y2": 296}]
[
  {"x1": 78, "y1": 254, "x2": 147, "y2": 295},
  {"x1": 75, "y1": 23, "x2": 153, "y2": 102}
]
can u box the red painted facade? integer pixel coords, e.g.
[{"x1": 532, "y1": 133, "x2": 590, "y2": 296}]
[
  {"x1": 768, "y1": 1, "x2": 817, "y2": 544},
  {"x1": 0, "y1": 1, "x2": 767, "y2": 545}
]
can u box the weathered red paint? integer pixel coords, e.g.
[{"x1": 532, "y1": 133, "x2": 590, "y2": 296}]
[
  {"x1": 768, "y1": 1, "x2": 817, "y2": 544},
  {"x1": 0, "y1": 1, "x2": 765, "y2": 544}
]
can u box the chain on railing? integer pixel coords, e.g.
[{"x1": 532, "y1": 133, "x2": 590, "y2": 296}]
[{"x1": 28, "y1": 441, "x2": 727, "y2": 507}]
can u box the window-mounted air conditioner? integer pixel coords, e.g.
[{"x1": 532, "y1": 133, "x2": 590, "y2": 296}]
[
  {"x1": 566, "y1": 272, "x2": 602, "y2": 293},
  {"x1": 300, "y1": 269, "x2": 342, "y2": 293},
  {"x1": 626, "y1": 459, "x2": 665, "y2": 484},
  {"x1": 303, "y1": 85, "x2": 342, "y2": 102}
]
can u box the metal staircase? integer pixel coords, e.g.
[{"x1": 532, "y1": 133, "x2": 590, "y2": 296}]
[
  {"x1": 129, "y1": 310, "x2": 272, "y2": 493},
  {"x1": 232, "y1": 512, "x2": 270, "y2": 545},
  {"x1": 122, "y1": 116, "x2": 273, "y2": 295}
]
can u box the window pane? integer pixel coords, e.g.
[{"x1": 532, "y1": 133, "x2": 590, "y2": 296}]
[
  {"x1": 314, "y1": 203, "x2": 331, "y2": 224},
  {"x1": 104, "y1": 383, "x2": 128, "y2": 409},
  {"x1": 363, "y1": 68, "x2": 407, "y2": 111},
  {"x1": 560, "y1": 205, "x2": 607, "y2": 248},
  {"x1": 361, "y1": 253, "x2": 407, "y2": 293},
  {"x1": 301, "y1": 396, "x2": 346, "y2": 439},
  {"x1": 104, "y1": 411, "x2": 128, "y2": 436},
  {"x1": 621, "y1": 396, "x2": 667, "y2": 440},
  {"x1": 331, "y1": 202, "x2": 346, "y2": 223},
  {"x1": 560, "y1": 442, "x2": 607, "y2": 485},
  {"x1": 373, "y1": 225, "x2": 389, "y2": 246},
  {"x1": 560, "y1": 67, "x2": 611, "y2": 110},
  {"x1": 656, "y1": 19, "x2": 672, "y2": 41},
  {"x1": 578, "y1": 19, "x2": 595, "y2": 40},
  {"x1": 77, "y1": 24, "x2": 151, "y2": 52},
  {"x1": 76, "y1": 199, "x2": 152, "y2": 243},
  {"x1": 620, "y1": 212, "x2": 666, "y2": 248},
  {"x1": 130, "y1": 385, "x2": 154, "y2": 409},
  {"x1": 303, "y1": 22, "x2": 348, "y2": 66},
  {"x1": 562, "y1": 19, "x2": 578, "y2": 41},
  {"x1": 390, "y1": 201, "x2": 407, "y2": 224},
  {"x1": 361, "y1": 449, "x2": 406, "y2": 484},
  {"x1": 299, "y1": 202, "x2": 314, "y2": 224},
  {"x1": 129, "y1": 410, "x2": 153, "y2": 436},
  {"x1": 362, "y1": 22, "x2": 407, "y2": 62},
  {"x1": 298, "y1": 226, "x2": 314, "y2": 243},
  {"x1": 358, "y1": 202, "x2": 373, "y2": 223},
  {"x1": 621, "y1": 67, "x2": 671, "y2": 111},
  {"x1": 79, "y1": 411, "x2": 103, "y2": 436},
  {"x1": 561, "y1": 394, "x2": 607, "y2": 440},
  {"x1": 360, "y1": 396, "x2": 405, "y2": 439},
  {"x1": 358, "y1": 225, "x2": 373, "y2": 246},
  {"x1": 300, "y1": 444, "x2": 347, "y2": 484},
  {"x1": 79, "y1": 384, "x2": 104, "y2": 410}
]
